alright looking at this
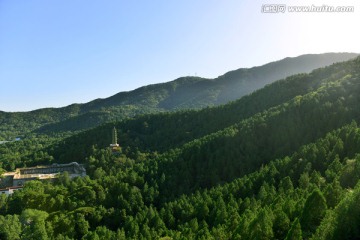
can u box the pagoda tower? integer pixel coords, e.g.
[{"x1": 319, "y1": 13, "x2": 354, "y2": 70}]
[{"x1": 110, "y1": 127, "x2": 119, "y2": 148}]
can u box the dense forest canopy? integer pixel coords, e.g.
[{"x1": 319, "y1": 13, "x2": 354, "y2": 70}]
[{"x1": 1, "y1": 56, "x2": 360, "y2": 239}]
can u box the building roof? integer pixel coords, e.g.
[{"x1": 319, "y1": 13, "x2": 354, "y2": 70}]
[{"x1": 4, "y1": 162, "x2": 86, "y2": 180}]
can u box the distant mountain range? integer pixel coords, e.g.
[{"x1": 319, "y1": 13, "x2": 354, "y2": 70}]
[{"x1": 0, "y1": 52, "x2": 358, "y2": 139}]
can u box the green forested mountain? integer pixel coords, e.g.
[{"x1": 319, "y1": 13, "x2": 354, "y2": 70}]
[
  {"x1": 1, "y1": 55, "x2": 360, "y2": 239},
  {"x1": 0, "y1": 52, "x2": 357, "y2": 140}
]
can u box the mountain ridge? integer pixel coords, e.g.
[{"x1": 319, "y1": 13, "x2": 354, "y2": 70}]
[
  {"x1": 0, "y1": 52, "x2": 358, "y2": 139},
  {"x1": 5, "y1": 52, "x2": 358, "y2": 114}
]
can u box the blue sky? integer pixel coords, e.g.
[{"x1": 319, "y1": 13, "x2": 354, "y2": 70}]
[{"x1": 1, "y1": 0, "x2": 359, "y2": 112}]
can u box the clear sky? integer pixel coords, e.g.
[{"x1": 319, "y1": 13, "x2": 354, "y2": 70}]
[{"x1": 1, "y1": 0, "x2": 359, "y2": 112}]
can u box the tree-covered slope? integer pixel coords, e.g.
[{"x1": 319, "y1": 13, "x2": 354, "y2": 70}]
[
  {"x1": 26, "y1": 55, "x2": 355, "y2": 204},
  {"x1": 1, "y1": 55, "x2": 360, "y2": 239},
  {"x1": 2, "y1": 108, "x2": 360, "y2": 238},
  {"x1": 1, "y1": 52, "x2": 357, "y2": 139},
  {"x1": 44, "y1": 55, "x2": 360, "y2": 159}
]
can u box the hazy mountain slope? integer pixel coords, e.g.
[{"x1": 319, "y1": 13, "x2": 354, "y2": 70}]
[
  {"x1": 81, "y1": 52, "x2": 359, "y2": 111},
  {"x1": 37, "y1": 53, "x2": 359, "y2": 135},
  {"x1": 45, "y1": 56, "x2": 359, "y2": 159},
  {"x1": 0, "y1": 52, "x2": 357, "y2": 139},
  {"x1": 195, "y1": 52, "x2": 360, "y2": 105},
  {"x1": 47, "y1": 56, "x2": 360, "y2": 173}
]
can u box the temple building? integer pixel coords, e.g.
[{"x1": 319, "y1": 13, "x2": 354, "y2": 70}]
[{"x1": 0, "y1": 162, "x2": 86, "y2": 192}]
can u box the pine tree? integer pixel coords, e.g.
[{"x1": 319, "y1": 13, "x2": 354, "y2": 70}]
[
  {"x1": 300, "y1": 189, "x2": 327, "y2": 237},
  {"x1": 249, "y1": 208, "x2": 274, "y2": 240},
  {"x1": 285, "y1": 218, "x2": 302, "y2": 240}
]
